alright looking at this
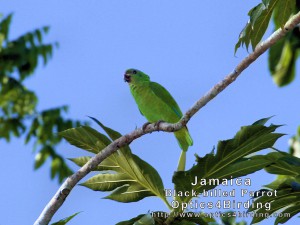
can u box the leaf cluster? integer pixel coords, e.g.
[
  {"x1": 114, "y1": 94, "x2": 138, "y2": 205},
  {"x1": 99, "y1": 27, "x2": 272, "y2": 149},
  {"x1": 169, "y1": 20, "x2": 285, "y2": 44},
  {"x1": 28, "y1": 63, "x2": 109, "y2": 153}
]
[
  {"x1": 234, "y1": 3, "x2": 300, "y2": 222},
  {"x1": 0, "y1": 14, "x2": 84, "y2": 182},
  {"x1": 235, "y1": 0, "x2": 296, "y2": 53},
  {"x1": 62, "y1": 117, "x2": 283, "y2": 224},
  {"x1": 235, "y1": 0, "x2": 300, "y2": 87},
  {"x1": 248, "y1": 151, "x2": 300, "y2": 225},
  {"x1": 268, "y1": 1, "x2": 300, "y2": 86},
  {"x1": 65, "y1": 117, "x2": 166, "y2": 203},
  {"x1": 173, "y1": 118, "x2": 283, "y2": 204}
]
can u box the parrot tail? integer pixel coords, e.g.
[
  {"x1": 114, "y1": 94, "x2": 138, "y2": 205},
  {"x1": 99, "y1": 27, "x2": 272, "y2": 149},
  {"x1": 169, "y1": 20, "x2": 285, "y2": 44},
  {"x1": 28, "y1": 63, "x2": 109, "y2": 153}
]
[{"x1": 174, "y1": 126, "x2": 193, "y2": 152}]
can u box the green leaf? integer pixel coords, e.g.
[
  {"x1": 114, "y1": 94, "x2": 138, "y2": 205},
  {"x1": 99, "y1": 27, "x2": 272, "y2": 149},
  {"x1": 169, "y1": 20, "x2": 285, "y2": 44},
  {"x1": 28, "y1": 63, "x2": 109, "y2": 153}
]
[
  {"x1": 80, "y1": 150, "x2": 165, "y2": 202},
  {"x1": 34, "y1": 145, "x2": 51, "y2": 169},
  {"x1": 271, "y1": 40, "x2": 297, "y2": 86},
  {"x1": 274, "y1": 204, "x2": 300, "y2": 224},
  {"x1": 174, "y1": 212, "x2": 216, "y2": 225},
  {"x1": 252, "y1": 116, "x2": 273, "y2": 125},
  {"x1": 72, "y1": 119, "x2": 166, "y2": 203},
  {"x1": 264, "y1": 152, "x2": 300, "y2": 176},
  {"x1": 212, "y1": 155, "x2": 273, "y2": 181},
  {"x1": 268, "y1": 37, "x2": 285, "y2": 74},
  {"x1": 265, "y1": 176, "x2": 295, "y2": 190},
  {"x1": 47, "y1": 151, "x2": 73, "y2": 183},
  {"x1": 250, "y1": 1, "x2": 276, "y2": 50},
  {"x1": 173, "y1": 119, "x2": 283, "y2": 203},
  {"x1": 116, "y1": 214, "x2": 147, "y2": 225},
  {"x1": 273, "y1": 0, "x2": 295, "y2": 28},
  {"x1": 0, "y1": 13, "x2": 84, "y2": 183},
  {"x1": 249, "y1": 189, "x2": 295, "y2": 212},
  {"x1": 81, "y1": 173, "x2": 135, "y2": 191},
  {"x1": 249, "y1": 155, "x2": 300, "y2": 225},
  {"x1": 88, "y1": 116, "x2": 122, "y2": 140},
  {"x1": 13, "y1": 90, "x2": 37, "y2": 116},
  {"x1": 133, "y1": 214, "x2": 155, "y2": 225},
  {"x1": 60, "y1": 126, "x2": 111, "y2": 153},
  {"x1": 0, "y1": 21, "x2": 57, "y2": 80},
  {"x1": 89, "y1": 116, "x2": 133, "y2": 156},
  {"x1": 235, "y1": 0, "x2": 280, "y2": 52},
  {"x1": 0, "y1": 14, "x2": 12, "y2": 40},
  {"x1": 51, "y1": 157, "x2": 60, "y2": 179},
  {"x1": 117, "y1": 212, "x2": 215, "y2": 225},
  {"x1": 220, "y1": 211, "x2": 236, "y2": 225},
  {"x1": 0, "y1": 118, "x2": 26, "y2": 141},
  {"x1": 289, "y1": 126, "x2": 300, "y2": 156},
  {"x1": 51, "y1": 212, "x2": 81, "y2": 225},
  {"x1": 69, "y1": 156, "x2": 116, "y2": 171},
  {"x1": 133, "y1": 213, "x2": 155, "y2": 225},
  {"x1": 263, "y1": 0, "x2": 299, "y2": 87},
  {"x1": 25, "y1": 117, "x2": 39, "y2": 144},
  {"x1": 103, "y1": 183, "x2": 154, "y2": 202},
  {"x1": 68, "y1": 156, "x2": 91, "y2": 167},
  {"x1": 251, "y1": 195, "x2": 300, "y2": 224},
  {"x1": 0, "y1": 33, "x2": 4, "y2": 48}
]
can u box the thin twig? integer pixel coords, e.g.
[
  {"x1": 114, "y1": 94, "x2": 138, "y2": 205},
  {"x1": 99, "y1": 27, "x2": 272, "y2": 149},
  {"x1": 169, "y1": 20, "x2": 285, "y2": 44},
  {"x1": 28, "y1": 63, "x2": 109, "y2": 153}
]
[{"x1": 34, "y1": 11, "x2": 300, "y2": 225}]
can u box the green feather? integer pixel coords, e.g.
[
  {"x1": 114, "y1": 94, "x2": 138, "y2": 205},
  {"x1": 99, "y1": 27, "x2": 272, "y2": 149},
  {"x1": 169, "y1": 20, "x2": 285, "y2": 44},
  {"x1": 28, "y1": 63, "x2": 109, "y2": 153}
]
[
  {"x1": 174, "y1": 127, "x2": 193, "y2": 152},
  {"x1": 149, "y1": 82, "x2": 182, "y2": 118}
]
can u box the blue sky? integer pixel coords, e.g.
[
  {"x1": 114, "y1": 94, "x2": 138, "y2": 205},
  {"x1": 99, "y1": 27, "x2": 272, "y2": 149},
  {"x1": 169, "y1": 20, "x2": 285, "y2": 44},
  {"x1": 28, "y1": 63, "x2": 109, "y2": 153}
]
[{"x1": 1, "y1": 0, "x2": 300, "y2": 224}]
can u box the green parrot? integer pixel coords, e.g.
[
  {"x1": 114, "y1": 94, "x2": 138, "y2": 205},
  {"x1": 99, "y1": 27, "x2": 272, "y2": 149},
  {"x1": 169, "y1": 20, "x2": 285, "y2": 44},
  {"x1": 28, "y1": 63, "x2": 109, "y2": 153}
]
[{"x1": 124, "y1": 68, "x2": 193, "y2": 171}]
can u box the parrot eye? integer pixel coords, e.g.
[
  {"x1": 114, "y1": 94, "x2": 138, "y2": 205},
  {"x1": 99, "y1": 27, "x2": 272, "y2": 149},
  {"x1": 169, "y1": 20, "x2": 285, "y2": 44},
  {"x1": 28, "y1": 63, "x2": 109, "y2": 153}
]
[{"x1": 132, "y1": 70, "x2": 137, "y2": 74}]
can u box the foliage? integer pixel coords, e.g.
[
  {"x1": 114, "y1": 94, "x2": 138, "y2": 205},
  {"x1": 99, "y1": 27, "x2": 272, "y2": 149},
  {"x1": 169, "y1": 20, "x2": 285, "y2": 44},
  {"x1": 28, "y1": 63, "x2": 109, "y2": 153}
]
[
  {"x1": 234, "y1": 5, "x2": 300, "y2": 221},
  {"x1": 235, "y1": 0, "x2": 300, "y2": 87},
  {"x1": 235, "y1": 0, "x2": 296, "y2": 53},
  {"x1": 269, "y1": 1, "x2": 300, "y2": 86},
  {"x1": 289, "y1": 126, "x2": 300, "y2": 157},
  {"x1": 64, "y1": 117, "x2": 283, "y2": 224},
  {"x1": 248, "y1": 152, "x2": 300, "y2": 224},
  {"x1": 0, "y1": 14, "x2": 84, "y2": 182},
  {"x1": 234, "y1": 2, "x2": 300, "y2": 222},
  {"x1": 65, "y1": 117, "x2": 166, "y2": 203},
  {"x1": 172, "y1": 118, "x2": 283, "y2": 204}
]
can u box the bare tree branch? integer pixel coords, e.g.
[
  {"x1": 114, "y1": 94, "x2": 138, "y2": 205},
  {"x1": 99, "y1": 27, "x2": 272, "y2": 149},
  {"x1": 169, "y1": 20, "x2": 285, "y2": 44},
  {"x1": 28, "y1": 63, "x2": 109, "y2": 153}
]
[{"x1": 34, "y1": 11, "x2": 300, "y2": 225}]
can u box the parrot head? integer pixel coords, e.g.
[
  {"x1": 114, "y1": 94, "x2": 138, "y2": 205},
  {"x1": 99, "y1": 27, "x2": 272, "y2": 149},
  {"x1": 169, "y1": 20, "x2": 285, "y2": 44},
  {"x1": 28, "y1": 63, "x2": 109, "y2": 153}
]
[{"x1": 124, "y1": 69, "x2": 150, "y2": 84}]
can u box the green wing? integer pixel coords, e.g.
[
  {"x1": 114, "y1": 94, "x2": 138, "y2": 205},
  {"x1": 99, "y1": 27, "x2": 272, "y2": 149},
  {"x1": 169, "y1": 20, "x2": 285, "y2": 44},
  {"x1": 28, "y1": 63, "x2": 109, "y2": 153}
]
[{"x1": 149, "y1": 82, "x2": 183, "y2": 118}]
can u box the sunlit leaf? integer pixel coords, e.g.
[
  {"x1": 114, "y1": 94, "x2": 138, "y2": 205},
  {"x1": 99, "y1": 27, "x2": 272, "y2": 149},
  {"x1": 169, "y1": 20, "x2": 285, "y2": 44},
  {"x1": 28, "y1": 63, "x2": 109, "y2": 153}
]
[
  {"x1": 60, "y1": 126, "x2": 111, "y2": 153},
  {"x1": 70, "y1": 119, "x2": 166, "y2": 203}
]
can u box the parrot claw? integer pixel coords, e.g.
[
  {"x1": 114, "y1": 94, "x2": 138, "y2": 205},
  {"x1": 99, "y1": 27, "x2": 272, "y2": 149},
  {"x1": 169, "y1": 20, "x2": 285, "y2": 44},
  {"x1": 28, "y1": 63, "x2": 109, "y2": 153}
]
[
  {"x1": 142, "y1": 120, "x2": 164, "y2": 132},
  {"x1": 142, "y1": 122, "x2": 151, "y2": 132},
  {"x1": 154, "y1": 120, "x2": 164, "y2": 130}
]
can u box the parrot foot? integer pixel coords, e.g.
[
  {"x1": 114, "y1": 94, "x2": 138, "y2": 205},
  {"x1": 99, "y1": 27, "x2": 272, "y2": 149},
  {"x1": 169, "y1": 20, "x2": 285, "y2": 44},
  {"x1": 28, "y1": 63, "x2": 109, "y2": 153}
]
[
  {"x1": 142, "y1": 122, "x2": 151, "y2": 132},
  {"x1": 142, "y1": 120, "x2": 165, "y2": 132},
  {"x1": 154, "y1": 120, "x2": 165, "y2": 130}
]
